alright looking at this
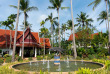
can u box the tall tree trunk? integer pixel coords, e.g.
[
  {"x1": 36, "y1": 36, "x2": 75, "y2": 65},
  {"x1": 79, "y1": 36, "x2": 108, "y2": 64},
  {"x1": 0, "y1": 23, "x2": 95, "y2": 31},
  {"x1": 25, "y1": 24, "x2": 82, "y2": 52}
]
[
  {"x1": 12, "y1": 0, "x2": 20, "y2": 62},
  {"x1": 105, "y1": 20, "x2": 107, "y2": 31},
  {"x1": 5, "y1": 27, "x2": 7, "y2": 48},
  {"x1": 10, "y1": 30, "x2": 12, "y2": 49},
  {"x1": 22, "y1": 12, "x2": 26, "y2": 59},
  {"x1": 51, "y1": 24, "x2": 53, "y2": 48},
  {"x1": 70, "y1": 0, "x2": 77, "y2": 59},
  {"x1": 105, "y1": 1, "x2": 110, "y2": 55},
  {"x1": 44, "y1": 37, "x2": 45, "y2": 56},
  {"x1": 58, "y1": 9, "x2": 61, "y2": 48}
]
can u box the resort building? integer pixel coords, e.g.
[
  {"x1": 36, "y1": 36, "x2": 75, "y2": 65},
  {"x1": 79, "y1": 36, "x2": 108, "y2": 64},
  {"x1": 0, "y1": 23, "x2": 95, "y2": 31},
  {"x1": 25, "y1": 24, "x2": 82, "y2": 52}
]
[
  {"x1": 68, "y1": 32, "x2": 99, "y2": 48},
  {"x1": 0, "y1": 27, "x2": 51, "y2": 57},
  {"x1": 68, "y1": 33, "x2": 99, "y2": 41}
]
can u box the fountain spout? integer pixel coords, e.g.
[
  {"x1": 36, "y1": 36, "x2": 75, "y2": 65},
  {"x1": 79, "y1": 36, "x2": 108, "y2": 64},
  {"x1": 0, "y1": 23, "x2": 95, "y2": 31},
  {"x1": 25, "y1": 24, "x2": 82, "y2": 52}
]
[
  {"x1": 43, "y1": 59, "x2": 45, "y2": 64},
  {"x1": 47, "y1": 60, "x2": 50, "y2": 68},
  {"x1": 30, "y1": 61, "x2": 32, "y2": 65},
  {"x1": 66, "y1": 57, "x2": 70, "y2": 68}
]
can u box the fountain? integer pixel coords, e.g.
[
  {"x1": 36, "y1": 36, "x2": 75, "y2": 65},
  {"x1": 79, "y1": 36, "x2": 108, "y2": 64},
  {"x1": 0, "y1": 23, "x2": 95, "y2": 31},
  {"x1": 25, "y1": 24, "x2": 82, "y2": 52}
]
[
  {"x1": 56, "y1": 64, "x2": 61, "y2": 71},
  {"x1": 47, "y1": 60, "x2": 50, "y2": 68},
  {"x1": 13, "y1": 61, "x2": 103, "y2": 72},
  {"x1": 81, "y1": 59, "x2": 84, "y2": 64},
  {"x1": 66, "y1": 57, "x2": 69, "y2": 63},
  {"x1": 66, "y1": 57, "x2": 70, "y2": 68},
  {"x1": 75, "y1": 61, "x2": 77, "y2": 66},
  {"x1": 30, "y1": 61, "x2": 32, "y2": 65},
  {"x1": 43, "y1": 59, "x2": 45, "y2": 64},
  {"x1": 35, "y1": 61, "x2": 38, "y2": 66}
]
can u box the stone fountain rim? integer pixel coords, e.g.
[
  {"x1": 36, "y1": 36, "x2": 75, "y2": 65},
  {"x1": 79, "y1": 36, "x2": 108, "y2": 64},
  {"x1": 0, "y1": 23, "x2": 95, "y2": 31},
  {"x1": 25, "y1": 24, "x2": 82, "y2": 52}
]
[{"x1": 10, "y1": 60, "x2": 105, "y2": 73}]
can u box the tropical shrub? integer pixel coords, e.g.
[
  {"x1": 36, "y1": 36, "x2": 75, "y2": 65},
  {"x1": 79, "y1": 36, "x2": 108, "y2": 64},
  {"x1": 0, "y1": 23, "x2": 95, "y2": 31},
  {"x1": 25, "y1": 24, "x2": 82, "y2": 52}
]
[
  {"x1": 29, "y1": 57, "x2": 32, "y2": 61},
  {"x1": 37, "y1": 56, "x2": 43, "y2": 60},
  {"x1": 88, "y1": 55, "x2": 94, "y2": 60},
  {"x1": 77, "y1": 48, "x2": 86, "y2": 57},
  {"x1": 5, "y1": 57, "x2": 12, "y2": 63},
  {"x1": 77, "y1": 68, "x2": 92, "y2": 74},
  {"x1": 0, "y1": 58, "x2": 4, "y2": 65},
  {"x1": 92, "y1": 54, "x2": 99, "y2": 59},
  {"x1": 96, "y1": 47, "x2": 108, "y2": 57},
  {"x1": 47, "y1": 54, "x2": 54, "y2": 60},
  {"x1": 76, "y1": 56, "x2": 81, "y2": 60},
  {"x1": 0, "y1": 63, "x2": 28, "y2": 74},
  {"x1": 17, "y1": 56, "x2": 23, "y2": 62},
  {"x1": 86, "y1": 48, "x2": 95, "y2": 55},
  {"x1": 83, "y1": 57, "x2": 89, "y2": 60},
  {"x1": 4, "y1": 54, "x2": 10, "y2": 58}
]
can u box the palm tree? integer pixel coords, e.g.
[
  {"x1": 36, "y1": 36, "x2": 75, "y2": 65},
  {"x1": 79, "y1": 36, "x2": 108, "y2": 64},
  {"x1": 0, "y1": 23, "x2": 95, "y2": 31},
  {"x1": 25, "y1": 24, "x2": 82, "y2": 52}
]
[
  {"x1": 67, "y1": 20, "x2": 73, "y2": 34},
  {"x1": 10, "y1": 0, "x2": 38, "y2": 59},
  {"x1": 45, "y1": 13, "x2": 58, "y2": 48},
  {"x1": 48, "y1": 0, "x2": 69, "y2": 48},
  {"x1": 0, "y1": 14, "x2": 16, "y2": 49},
  {"x1": 54, "y1": 27, "x2": 59, "y2": 47},
  {"x1": 20, "y1": 21, "x2": 32, "y2": 30},
  {"x1": 97, "y1": 11, "x2": 107, "y2": 30},
  {"x1": 76, "y1": 12, "x2": 93, "y2": 28},
  {"x1": 70, "y1": 0, "x2": 77, "y2": 58},
  {"x1": 8, "y1": 14, "x2": 17, "y2": 49},
  {"x1": 12, "y1": 0, "x2": 20, "y2": 62},
  {"x1": 40, "y1": 20, "x2": 48, "y2": 56},
  {"x1": 40, "y1": 27, "x2": 49, "y2": 56},
  {"x1": 88, "y1": 0, "x2": 110, "y2": 54},
  {"x1": 61, "y1": 23, "x2": 67, "y2": 40}
]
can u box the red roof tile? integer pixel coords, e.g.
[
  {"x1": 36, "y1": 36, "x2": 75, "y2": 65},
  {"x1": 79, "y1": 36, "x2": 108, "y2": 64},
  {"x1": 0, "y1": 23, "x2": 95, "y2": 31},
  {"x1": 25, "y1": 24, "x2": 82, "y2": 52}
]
[{"x1": 40, "y1": 38, "x2": 51, "y2": 48}]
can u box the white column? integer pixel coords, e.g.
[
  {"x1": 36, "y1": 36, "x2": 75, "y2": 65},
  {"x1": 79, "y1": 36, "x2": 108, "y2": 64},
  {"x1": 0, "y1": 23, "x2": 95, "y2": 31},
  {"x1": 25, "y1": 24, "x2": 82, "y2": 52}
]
[
  {"x1": 79, "y1": 42, "x2": 80, "y2": 47},
  {"x1": 49, "y1": 51, "x2": 50, "y2": 54},
  {"x1": 19, "y1": 48, "x2": 21, "y2": 56},
  {"x1": 35, "y1": 48, "x2": 37, "y2": 57}
]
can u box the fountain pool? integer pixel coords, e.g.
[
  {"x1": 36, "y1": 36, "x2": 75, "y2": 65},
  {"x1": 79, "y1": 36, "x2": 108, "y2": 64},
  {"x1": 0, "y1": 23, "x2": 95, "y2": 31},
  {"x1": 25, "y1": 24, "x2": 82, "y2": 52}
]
[{"x1": 12, "y1": 61, "x2": 103, "y2": 72}]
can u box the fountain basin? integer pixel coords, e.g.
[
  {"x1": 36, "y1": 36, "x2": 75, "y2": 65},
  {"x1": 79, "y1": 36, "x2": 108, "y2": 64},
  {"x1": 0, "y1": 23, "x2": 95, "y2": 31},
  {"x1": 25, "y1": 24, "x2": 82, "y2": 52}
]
[{"x1": 11, "y1": 60, "x2": 104, "y2": 72}]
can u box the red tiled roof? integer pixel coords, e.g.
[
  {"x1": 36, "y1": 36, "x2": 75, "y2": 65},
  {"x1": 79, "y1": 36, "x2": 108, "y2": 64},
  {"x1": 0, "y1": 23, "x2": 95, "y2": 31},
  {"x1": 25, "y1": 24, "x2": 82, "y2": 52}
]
[
  {"x1": 68, "y1": 33, "x2": 78, "y2": 41},
  {"x1": 68, "y1": 33, "x2": 99, "y2": 41},
  {"x1": 0, "y1": 29, "x2": 51, "y2": 48},
  {"x1": 40, "y1": 38, "x2": 51, "y2": 48}
]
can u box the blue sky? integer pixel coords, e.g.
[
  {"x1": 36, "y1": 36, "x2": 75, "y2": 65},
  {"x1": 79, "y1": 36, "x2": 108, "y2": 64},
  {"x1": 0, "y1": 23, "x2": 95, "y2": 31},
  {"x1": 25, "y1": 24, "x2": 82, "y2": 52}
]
[{"x1": 0, "y1": 0, "x2": 106, "y2": 39}]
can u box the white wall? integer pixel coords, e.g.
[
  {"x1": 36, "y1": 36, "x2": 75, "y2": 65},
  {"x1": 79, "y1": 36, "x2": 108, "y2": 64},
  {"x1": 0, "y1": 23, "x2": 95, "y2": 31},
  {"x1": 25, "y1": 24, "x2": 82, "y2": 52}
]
[{"x1": 1, "y1": 49, "x2": 13, "y2": 55}]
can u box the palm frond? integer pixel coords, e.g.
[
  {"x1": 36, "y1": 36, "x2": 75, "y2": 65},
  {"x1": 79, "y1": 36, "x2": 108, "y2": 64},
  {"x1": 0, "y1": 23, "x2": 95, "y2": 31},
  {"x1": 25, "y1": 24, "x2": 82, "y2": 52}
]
[
  {"x1": 99, "y1": 20, "x2": 104, "y2": 25},
  {"x1": 88, "y1": 0, "x2": 101, "y2": 10},
  {"x1": 48, "y1": 6, "x2": 55, "y2": 9},
  {"x1": 53, "y1": 17, "x2": 58, "y2": 20},
  {"x1": 45, "y1": 18, "x2": 49, "y2": 21},
  {"x1": 61, "y1": 7, "x2": 69, "y2": 10},
  {"x1": 40, "y1": 20, "x2": 45, "y2": 26},
  {"x1": 53, "y1": 21, "x2": 58, "y2": 26},
  {"x1": 10, "y1": 5, "x2": 17, "y2": 9},
  {"x1": 60, "y1": 0, "x2": 64, "y2": 3},
  {"x1": 88, "y1": 1, "x2": 95, "y2": 7},
  {"x1": 26, "y1": 6, "x2": 38, "y2": 12}
]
